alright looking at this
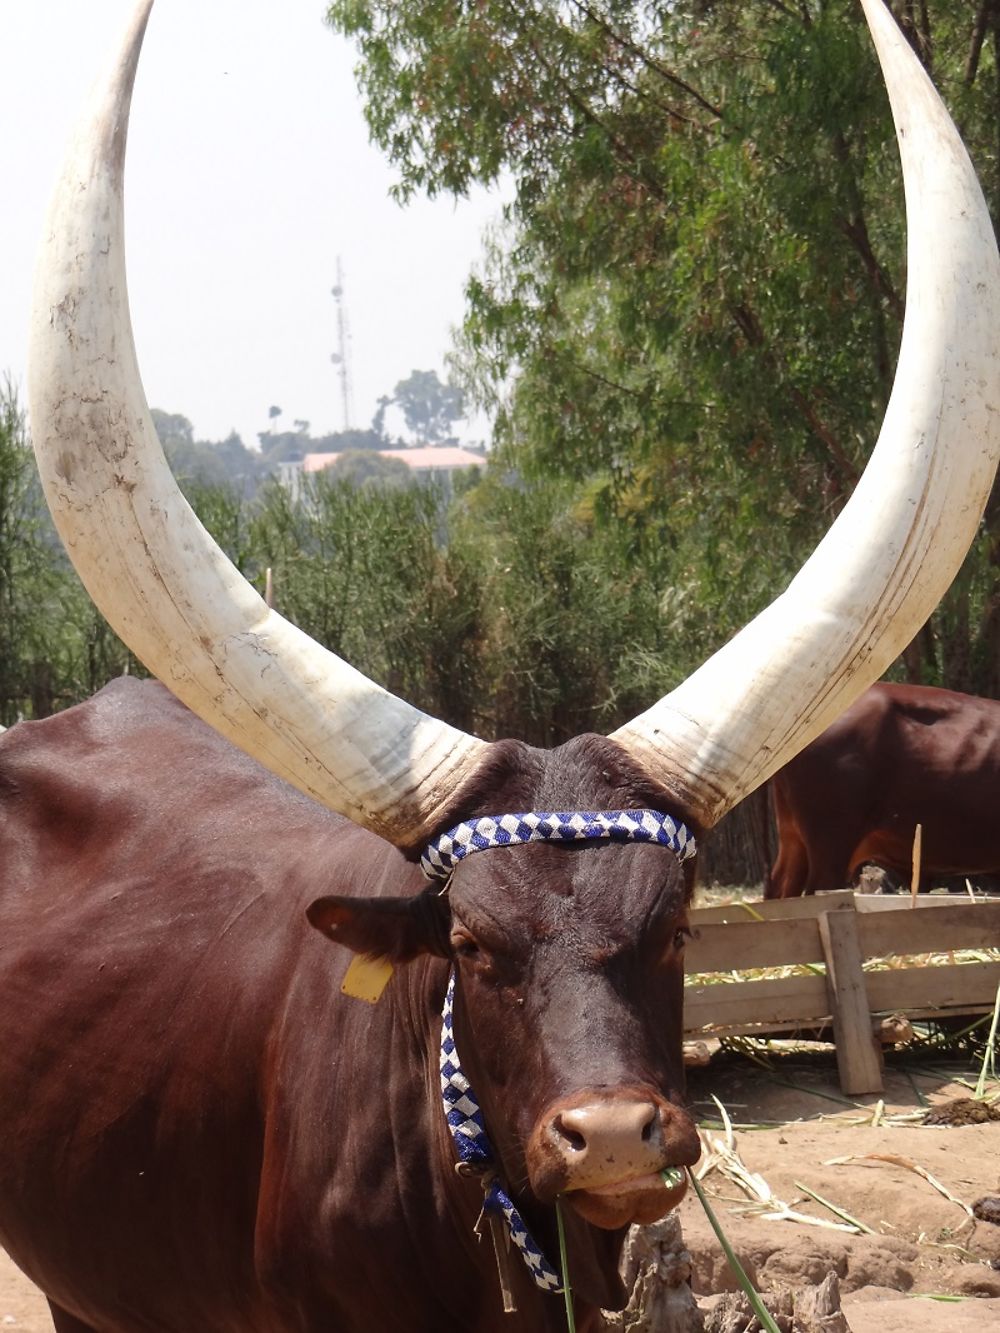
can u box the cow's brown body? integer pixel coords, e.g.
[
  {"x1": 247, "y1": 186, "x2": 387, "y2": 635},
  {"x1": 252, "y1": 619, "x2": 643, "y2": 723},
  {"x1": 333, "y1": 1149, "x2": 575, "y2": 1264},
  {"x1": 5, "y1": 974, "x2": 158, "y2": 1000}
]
[
  {"x1": 767, "y1": 682, "x2": 1000, "y2": 897},
  {"x1": 14, "y1": 1, "x2": 999, "y2": 1327},
  {"x1": 0, "y1": 678, "x2": 698, "y2": 1332}
]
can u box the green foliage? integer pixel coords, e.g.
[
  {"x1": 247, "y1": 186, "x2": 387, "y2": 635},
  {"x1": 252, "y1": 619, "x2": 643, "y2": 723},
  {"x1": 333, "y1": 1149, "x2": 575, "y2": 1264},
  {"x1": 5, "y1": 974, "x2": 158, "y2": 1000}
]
[
  {"x1": 250, "y1": 474, "x2": 481, "y2": 726},
  {"x1": 318, "y1": 427, "x2": 390, "y2": 453},
  {"x1": 0, "y1": 384, "x2": 58, "y2": 721},
  {"x1": 257, "y1": 425, "x2": 392, "y2": 463},
  {"x1": 0, "y1": 382, "x2": 140, "y2": 719},
  {"x1": 9, "y1": 2, "x2": 1000, "y2": 775},
  {"x1": 184, "y1": 479, "x2": 258, "y2": 575},
  {"x1": 330, "y1": 0, "x2": 1000, "y2": 695},
  {"x1": 387, "y1": 368, "x2": 466, "y2": 442},
  {"x1": 151, "y1": 408, "x2": 266, "y2": 494},
  {"x1": 152, "y1": 409, "x2": 398, "y2": 492},
  {"x1": 257, "y1": 427, "x2": 312, "y2": 465},
  {"x1": 327, "y1": 450, "x2": 413, "y2": 488},
  {"x1": 449, "y1": 471, "x2": 666, "y2": 743}
]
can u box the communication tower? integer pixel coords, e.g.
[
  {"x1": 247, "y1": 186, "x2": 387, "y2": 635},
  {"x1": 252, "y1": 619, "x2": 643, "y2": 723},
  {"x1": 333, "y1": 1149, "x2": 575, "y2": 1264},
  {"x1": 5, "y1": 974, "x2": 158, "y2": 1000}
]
[{"x1": 330, "y1": 257, "x2": 354, "y2": 431}]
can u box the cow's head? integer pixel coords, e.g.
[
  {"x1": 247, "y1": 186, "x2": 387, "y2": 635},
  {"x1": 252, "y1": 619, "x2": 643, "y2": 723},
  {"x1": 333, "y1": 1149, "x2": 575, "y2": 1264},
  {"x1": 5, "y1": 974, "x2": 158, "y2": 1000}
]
[
  {"x1": 26, "y1": 0, "x2": 1000, "y2": 1305},
  {"x1": 308, "y1": 737, "x2": 701, "y2": 1240}
]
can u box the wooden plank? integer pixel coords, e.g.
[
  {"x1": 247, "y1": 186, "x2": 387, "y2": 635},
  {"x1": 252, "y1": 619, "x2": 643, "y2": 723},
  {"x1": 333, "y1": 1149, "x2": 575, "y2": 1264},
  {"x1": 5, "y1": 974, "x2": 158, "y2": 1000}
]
[
  {"x1": 682, "y1": 964, "x2": 999, "y2": 1036},
  {"x1": 818, "y1": 910, "x2": 883, "y2": 1095},
  {"x1": 686, "y1": 916, "x2": 827, "y2": 972},
  {"x1": 853, "y1": 893, "x2": 998, "y2": 912},
  {"x1": 682, "y1": 999, "x2": 996, "y2": 1039},
  {"x1": 865, "y1": 960, "x2": 1000, "y2": 1012},
  {"x1": 684, "y1": 972, "x2": 831, "y2": 1029},
  {"x1": 684, "y1": 1016, "x2": 829, "y2": 1038},
  {"x1": 858, "y1": 903, "x2": 1000, "y2": 960},
  {"x1": 690, "y1": 890, "x2": 855, "y2": 926},
  {"x1": 688, "y1": 902, "x2": 1000, "y2": 974},
  {"x1": 869, "y1": 1003, "x2": 994, "y2": 1023},
  {"x1": 693, "y1": 891, "x2": 1000, "y2": 923}
]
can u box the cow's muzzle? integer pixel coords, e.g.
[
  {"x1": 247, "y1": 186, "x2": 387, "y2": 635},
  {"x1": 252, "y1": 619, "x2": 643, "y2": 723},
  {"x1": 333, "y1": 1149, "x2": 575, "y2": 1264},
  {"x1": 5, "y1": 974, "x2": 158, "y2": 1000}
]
[{"x1": 526, "y1": 1086, "x2": 700, "y2": 1229}]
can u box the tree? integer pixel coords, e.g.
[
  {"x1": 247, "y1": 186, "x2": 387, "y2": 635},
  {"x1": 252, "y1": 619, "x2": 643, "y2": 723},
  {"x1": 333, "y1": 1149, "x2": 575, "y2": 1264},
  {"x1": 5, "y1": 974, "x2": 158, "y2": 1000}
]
[
  {"x1": 386, "y1": 369, "x2": 465, "y2": 443},
  {"x1": 149, "y1": 410, "x2": 195, "y2": 453},
  {"x1": 250, "y1": 473, "x2": 482, "y2": 725},
  {"x1": 257, "y1": 427, "x2": 311, "y2": 465},
  {"x1": 184, "y1": 480, "x2": 259, "y2": 577},
  {"x1": 312, "y1": 427, "x2": 388, "y2": 453},
  {"x1": 447, "y1": 468, "x2": 669, "y2": 744},
  {"x1": 327, "y1": 0, "x2": 1000, "y2": 694},
  {"x1": 0, "y1": 382, "x2": 56, "y2": 719},
  {"x1": 328, "y1": 450, "x2": 413, "y2": 488},
  {"x1": 0, "y1": 381, "x2": 141, "y2": 717},
  {"x1": 152, "y1": 409, "x2": 265, "y2": 496}
]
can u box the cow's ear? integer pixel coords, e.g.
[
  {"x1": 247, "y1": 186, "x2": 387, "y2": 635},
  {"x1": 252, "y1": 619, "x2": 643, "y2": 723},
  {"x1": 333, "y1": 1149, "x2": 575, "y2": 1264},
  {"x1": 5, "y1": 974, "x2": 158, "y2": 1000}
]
[{"x1": 306, "y1": 889, "x2": 451, "y2": 964}]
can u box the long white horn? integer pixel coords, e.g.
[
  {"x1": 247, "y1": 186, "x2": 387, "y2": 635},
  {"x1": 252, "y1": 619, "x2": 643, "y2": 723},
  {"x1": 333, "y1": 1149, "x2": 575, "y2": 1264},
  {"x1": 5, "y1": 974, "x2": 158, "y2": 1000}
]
[
  {"x1": 27, "y1": 0, "x2": 488, "y2": 849},
  {"x1": 611, "y1": 0, "x2": 1000, "y2": 830}
]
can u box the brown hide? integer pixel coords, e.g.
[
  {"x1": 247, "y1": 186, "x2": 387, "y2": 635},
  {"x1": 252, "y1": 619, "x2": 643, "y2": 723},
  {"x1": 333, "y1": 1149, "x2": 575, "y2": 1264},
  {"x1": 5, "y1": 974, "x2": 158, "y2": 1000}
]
[
  {"x1": 0, "y1": 678, "x2": 698, "y2": 1332},
  {"x1": 767, "y1": 683, "x2": 1000, "y2": 897}
]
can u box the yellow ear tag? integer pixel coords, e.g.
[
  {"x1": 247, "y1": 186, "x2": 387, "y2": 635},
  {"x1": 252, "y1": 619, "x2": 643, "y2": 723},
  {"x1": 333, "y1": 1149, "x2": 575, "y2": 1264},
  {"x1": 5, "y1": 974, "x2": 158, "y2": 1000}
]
[{"x1": 341, "y1": 954, "x2": 395, "y2": 1004}]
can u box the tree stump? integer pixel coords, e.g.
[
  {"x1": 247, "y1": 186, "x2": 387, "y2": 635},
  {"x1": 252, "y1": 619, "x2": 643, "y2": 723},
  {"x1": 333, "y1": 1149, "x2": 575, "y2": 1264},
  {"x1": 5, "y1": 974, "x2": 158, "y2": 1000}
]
[
  {"x1": 702, "y1": 1272, "x2": 851, "y2": 1333},
  {"x1": 601, "y1": 1214, "x2": 703, "y2": 1332}
]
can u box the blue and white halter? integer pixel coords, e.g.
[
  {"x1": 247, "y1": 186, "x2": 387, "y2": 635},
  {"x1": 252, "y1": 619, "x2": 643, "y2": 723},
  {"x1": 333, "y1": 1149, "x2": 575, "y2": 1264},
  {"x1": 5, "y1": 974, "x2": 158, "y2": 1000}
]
[
  {"x1": 420, "y1": 809, "x2": 696, "y2": 883},
  {"x1": 440, "y1": 971, "x2": 564, "y2": 1296},
  {"x1": 425, "y1": 808, "x2": 696, "y2": 1305}
]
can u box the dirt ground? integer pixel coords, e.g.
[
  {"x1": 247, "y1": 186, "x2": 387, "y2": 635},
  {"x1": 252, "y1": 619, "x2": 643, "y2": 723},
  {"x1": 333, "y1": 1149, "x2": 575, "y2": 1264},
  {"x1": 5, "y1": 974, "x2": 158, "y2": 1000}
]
[
  {"x1": 681, "y1": 1049, "x2": 1000, "y2": 1331},
  {"x1": 0, "y1": 1251, "x2": 48, "y2": 1333},
  {"x1": 0, "y1": 1051, "x2": 997, "y2": 1331}
]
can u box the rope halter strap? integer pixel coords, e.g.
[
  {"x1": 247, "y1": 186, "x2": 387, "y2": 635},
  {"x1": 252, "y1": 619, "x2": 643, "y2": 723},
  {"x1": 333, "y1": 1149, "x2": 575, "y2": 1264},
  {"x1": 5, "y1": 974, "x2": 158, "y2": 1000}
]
[
  {"x1": 420, "y1": 809, "x2": 697, "y2": 883},
  {"x1": 440, "y1": 971, "x2": 563, "y2": 1299},
  {"x1": 430, "y1": 807, "x2": 696, "y2": 1306}
]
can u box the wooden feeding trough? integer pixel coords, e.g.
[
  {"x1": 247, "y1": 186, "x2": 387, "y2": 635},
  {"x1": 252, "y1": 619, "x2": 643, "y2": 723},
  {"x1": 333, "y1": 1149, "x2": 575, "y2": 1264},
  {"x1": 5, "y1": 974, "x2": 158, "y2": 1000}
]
[{"x1": 683, "y1": 890, "x2": 1000, "y2": 1096}]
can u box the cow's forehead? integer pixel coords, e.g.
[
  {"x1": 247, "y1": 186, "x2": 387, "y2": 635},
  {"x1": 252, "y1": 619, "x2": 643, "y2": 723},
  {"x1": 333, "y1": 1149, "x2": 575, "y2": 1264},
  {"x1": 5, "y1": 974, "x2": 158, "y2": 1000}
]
[
  {"x1": 434, "y1": 731, "x2": 694, "y2": 939},
  {"x1": 447, "y1": 838, "x2": 689, "y2": 939},
  {"x1": 442, "y1": 732, "x2": 688, "y2": 822}
]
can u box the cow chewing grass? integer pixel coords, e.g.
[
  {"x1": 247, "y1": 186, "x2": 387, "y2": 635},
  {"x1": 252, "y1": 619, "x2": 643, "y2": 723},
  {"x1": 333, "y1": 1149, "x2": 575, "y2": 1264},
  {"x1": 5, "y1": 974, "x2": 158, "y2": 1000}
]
[{"x1": 5, "y1": 0, "x2": 1000, "y2": 1329}]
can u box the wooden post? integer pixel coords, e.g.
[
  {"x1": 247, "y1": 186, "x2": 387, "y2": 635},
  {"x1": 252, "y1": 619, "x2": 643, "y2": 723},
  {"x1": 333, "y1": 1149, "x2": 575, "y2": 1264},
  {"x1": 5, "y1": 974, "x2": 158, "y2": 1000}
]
[
  {"x1": 818, "y1": 908, "x2": 884, "y2": 1096},
  {"x1": 910, "y1": 822, "x2": 922, "y2": 905}
]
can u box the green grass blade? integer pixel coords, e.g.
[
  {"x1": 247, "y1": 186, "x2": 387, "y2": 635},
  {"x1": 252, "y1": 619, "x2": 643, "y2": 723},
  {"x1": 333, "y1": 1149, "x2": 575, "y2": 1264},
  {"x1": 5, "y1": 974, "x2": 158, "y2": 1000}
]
[
  {"x1": 555, "y1": 1198, "x2": 576, "y2": 1333},
  {"x1": 684, "y1": 1168, "x2": 782, "y2": 1333}
]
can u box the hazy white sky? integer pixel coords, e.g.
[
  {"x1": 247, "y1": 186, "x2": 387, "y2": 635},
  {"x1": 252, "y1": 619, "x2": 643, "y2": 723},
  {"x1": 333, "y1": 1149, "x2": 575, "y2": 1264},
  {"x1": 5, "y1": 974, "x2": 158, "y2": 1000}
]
[{"x1": 2, "y1": 0, "x2": 507, "y2": 449}]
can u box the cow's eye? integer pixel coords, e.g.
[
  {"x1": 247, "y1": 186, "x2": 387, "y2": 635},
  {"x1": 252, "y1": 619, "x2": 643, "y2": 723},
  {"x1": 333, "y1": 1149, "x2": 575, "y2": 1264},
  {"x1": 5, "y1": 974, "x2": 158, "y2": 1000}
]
[
  {"x1": 666, "y1": 925, "x2": 691, "y2": 957},
  {"x1": 450, "y1": 929, "x2": 481, "y2": 959}
]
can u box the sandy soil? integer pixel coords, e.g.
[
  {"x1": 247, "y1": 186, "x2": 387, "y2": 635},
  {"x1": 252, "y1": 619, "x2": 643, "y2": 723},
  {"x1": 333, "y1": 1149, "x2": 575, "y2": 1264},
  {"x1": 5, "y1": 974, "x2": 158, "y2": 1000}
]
[
  {"x1": 0, "y1": 1252, "x2": 48, "y2": 1333},
  {"x1": 682, "y1": 1051, "x2": 1000, "y2": 1330},
  {"x1": 0, "y1": 1053, "x2": 997, "y2": 1331}
]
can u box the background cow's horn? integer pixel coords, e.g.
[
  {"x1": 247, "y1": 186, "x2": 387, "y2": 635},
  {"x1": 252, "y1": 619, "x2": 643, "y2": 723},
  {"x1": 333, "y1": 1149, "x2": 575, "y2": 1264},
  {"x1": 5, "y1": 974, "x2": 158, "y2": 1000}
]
[
  {"x1": 611, "y1": 0, "x2": 1000, "y2": 831},
  {"x1": 27, "y1": 0, "x2": 489, "y2": 851}
]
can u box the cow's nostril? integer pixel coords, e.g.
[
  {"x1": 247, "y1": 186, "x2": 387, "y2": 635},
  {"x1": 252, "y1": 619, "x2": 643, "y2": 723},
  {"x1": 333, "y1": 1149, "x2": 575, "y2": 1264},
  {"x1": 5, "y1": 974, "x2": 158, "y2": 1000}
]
[
  {"x1": 641, "y1": 1116, "x2": 655, "y2": 1143},
  {"x1": 553, "y1": 1115, "x2": 587, "y2": 1153}
]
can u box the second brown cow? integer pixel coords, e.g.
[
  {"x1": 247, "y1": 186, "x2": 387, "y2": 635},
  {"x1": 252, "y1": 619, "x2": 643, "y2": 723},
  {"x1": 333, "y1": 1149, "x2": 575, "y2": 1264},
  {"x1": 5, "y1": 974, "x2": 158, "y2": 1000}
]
[{"x1": 767, "y1": 683, "x2": 1000, "y2": 897}]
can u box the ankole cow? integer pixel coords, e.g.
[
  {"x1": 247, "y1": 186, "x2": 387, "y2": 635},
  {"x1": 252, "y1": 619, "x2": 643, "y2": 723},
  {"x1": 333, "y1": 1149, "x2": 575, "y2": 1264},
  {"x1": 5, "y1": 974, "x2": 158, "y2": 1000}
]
[
  {"x1": 6, "y1": 1, "x2": 1000, "y2": 1330},
  {"x1": 767, "y1": 682, "x2": 1000, "y2": 897}
]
